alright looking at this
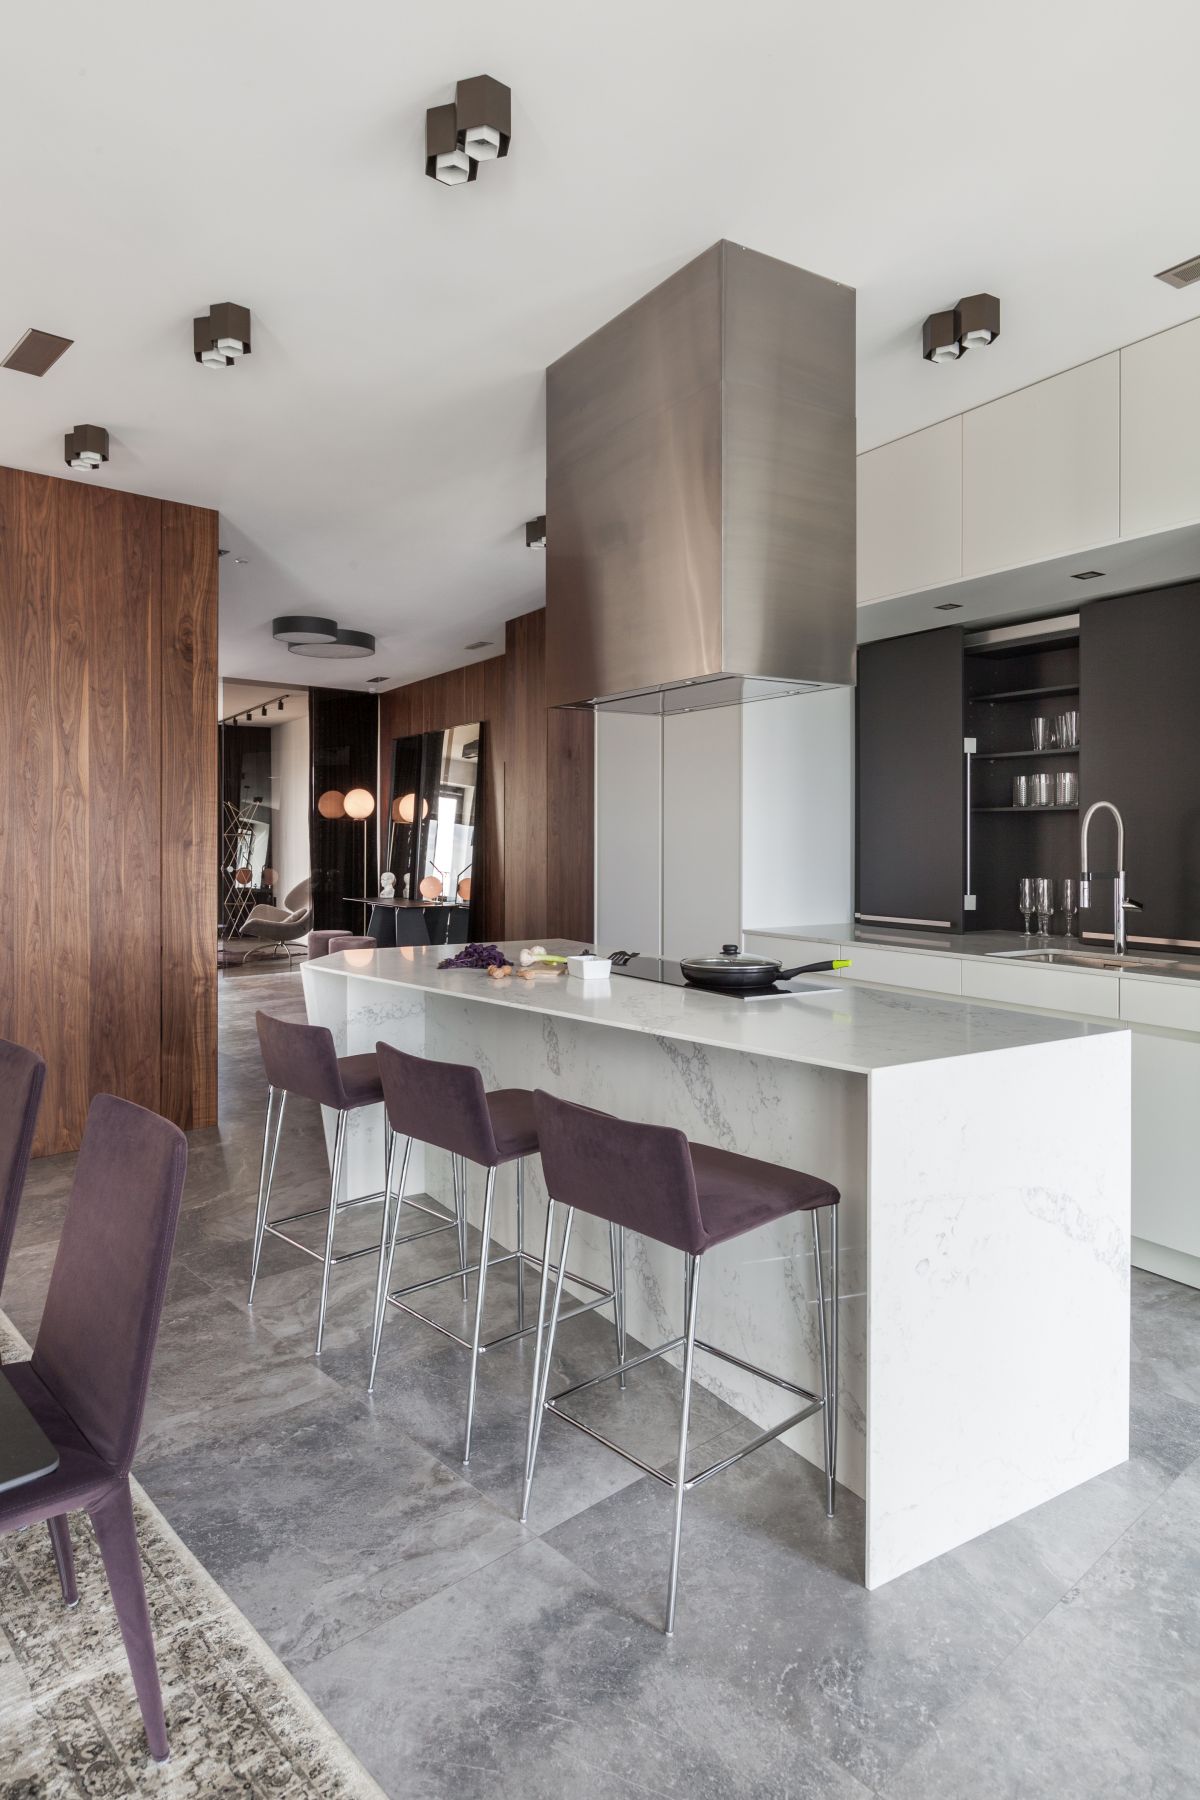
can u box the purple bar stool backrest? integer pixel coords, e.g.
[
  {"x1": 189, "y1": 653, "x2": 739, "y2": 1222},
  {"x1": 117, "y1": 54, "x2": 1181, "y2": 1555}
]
[
  {"x1": 255, "y1": 1011, "x2": 350, "y2": 1110},
  {"x1": 534, "y1": 1089, "x2": 707, "y2": 1256},
  {"x1": 0, "y1": 1037, "x2": 46, "y2": 1293},
  {"x1": 376, "y1": 1039, "x2": 500, "y2": 1167},
  {"x1": 30, "y1": 1094, "x2": 187, "y2": 1478}
]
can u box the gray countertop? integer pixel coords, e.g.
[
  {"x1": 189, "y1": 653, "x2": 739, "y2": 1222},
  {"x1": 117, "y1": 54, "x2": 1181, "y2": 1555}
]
[{"x1": 749, "y1": 922, "x2": 1200, "y2": 985}]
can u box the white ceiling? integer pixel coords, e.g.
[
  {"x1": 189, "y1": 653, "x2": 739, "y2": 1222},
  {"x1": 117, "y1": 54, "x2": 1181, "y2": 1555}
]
[
  {"x1": 3, "y1": 0, "x2": 1199, "y2": 690},
  {"x1": 220, "y1": 679, "x2": 309, "y2": 727}
]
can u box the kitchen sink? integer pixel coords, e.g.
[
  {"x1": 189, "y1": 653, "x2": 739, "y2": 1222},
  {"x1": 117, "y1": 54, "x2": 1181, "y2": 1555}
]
[{"x1": 988, "y1": 948, "x2": 1186, "y2": 972}]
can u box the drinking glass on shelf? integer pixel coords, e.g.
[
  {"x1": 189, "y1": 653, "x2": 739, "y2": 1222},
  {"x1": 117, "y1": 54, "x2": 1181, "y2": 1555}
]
[
  {"x1": 1055, "y1": 771, "x2": 1078, "y2": 807},
  {"x1": 1019, "y1": 877, "x2": 1035, "y2": 935},
  {"x1": 1012, "y1": 774, "x2": 1030, "y2": 807},
  {"x1": 1060, "y1": 877, "x2": 1078, "y2": 938},
  {"x1": 1030, "y1": 717, "x2": 1051, "y2": 750},
  {"x1": 1035, "y1": 877, "x2": 1054, "y2": 937},
  {"x1": 1058, "y1": 710, "x2": 1080, "y2": 748},
  {"x1": 1029, "y1": 772, "x2": 1052, "y2": 808}
]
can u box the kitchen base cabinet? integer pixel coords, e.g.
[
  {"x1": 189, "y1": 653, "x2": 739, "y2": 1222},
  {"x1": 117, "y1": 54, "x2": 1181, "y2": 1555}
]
[{"x1": 1130, "y1": 1033, "x2": 1200, "y2": 1286}]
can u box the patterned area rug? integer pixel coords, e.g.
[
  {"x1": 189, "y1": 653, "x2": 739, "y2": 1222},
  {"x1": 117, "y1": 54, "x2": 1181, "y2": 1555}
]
[{"x1": 0, "y1": 1314, "x2": 386, "y2": 1799}]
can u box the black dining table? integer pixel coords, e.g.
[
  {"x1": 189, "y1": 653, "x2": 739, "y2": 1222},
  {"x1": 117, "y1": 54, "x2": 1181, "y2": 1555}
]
[{"x1": 0, "y1": 1369, "x2": 59, "y2": 1494}]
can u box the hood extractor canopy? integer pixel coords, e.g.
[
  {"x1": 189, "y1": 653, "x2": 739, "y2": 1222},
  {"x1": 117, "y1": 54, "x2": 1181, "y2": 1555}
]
[{"x1": 545, "y1": 240, "x2": 857, "y2": 711}]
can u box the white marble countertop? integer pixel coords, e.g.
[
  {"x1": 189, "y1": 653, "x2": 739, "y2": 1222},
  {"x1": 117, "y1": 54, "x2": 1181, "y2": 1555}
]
[
  {"x1": 311, "y1": 940, "x2": 1120, "y2": 1077},
  {"x1": 751, "y1": 921, "x2": 1200, "y2": 985}
]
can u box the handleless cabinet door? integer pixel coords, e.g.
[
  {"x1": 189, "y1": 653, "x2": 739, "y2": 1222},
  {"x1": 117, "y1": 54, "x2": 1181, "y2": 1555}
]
[
  {"x1": 1080, "y1": 584, "x2": 1200, "y2": 948},
  {"x1": 857, "y1": 418, "x2": 963, "y2": 604},
  {"x1": 962, "y1": 355, "x2": 1120, "y2": 576},
  {"x1": 856, "y1": 627, "x2": 964, "y2": 930},
  {"x1": 1121, "y1": 316, "x2": 1200, "y2": 539}
]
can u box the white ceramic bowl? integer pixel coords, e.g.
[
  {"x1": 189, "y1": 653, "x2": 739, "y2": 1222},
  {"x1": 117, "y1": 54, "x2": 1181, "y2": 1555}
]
[{"x1": 566, "y1": 954, "x2": 613, "y2": 980}]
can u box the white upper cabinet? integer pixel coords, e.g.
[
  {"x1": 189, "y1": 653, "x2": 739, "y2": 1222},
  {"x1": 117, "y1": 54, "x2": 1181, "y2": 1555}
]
[
  {"x1": 1120, "y1": 315, "x2": 1200, "y2": 539},
  {"x1": 856, "y1": 417, "x2": 963, "y2": 604},
  {"x1": 961, "y1": 354, "x2": 1121, "y2": 577}
]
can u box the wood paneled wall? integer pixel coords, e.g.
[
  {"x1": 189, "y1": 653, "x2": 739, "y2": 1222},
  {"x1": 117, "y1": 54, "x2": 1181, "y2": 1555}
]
[
  {"x1": 378, "y1": 608, "x2": 593, "y2": 943},
  {"x1": 0, "y1": 467, "x2": 217, "y2": 1155}
]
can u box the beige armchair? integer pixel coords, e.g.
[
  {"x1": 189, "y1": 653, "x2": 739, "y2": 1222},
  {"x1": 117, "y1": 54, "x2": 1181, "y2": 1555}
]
[{"x1": 242, "y1": 878, "x2": 313, "y2": 963}]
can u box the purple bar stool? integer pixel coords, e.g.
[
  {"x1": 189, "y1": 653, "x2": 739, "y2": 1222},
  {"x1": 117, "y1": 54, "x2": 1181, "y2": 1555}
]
[
  {"x1": 0, "y1": 1095, "x2": 187, "y2": 1763},
  {"x1": 0, "y1": 1037, "x2": 46, "y2": 1298},
  {"x1": 252, "y1": 1013, "x2": 461, "y2": 1356},
  {"x1": 369, "y1": 1040, "x2": 622, "y2": 1465},
  {"x1": 522, "y1": 1090, "x2": 840, "y2": 1636}
]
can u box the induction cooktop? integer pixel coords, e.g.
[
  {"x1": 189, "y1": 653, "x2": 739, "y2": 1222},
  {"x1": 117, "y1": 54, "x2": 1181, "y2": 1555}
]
[{"x1": 610, "y1": 956, "x2": 839, "y2": 1001}]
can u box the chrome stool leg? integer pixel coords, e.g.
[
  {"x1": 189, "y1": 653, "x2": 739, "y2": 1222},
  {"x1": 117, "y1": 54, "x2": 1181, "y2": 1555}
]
[
  {"x1": 249, "y1": 1086, "x2": 286, "y2": 1304},
  {"x1": 665, "y1": 1253, "x2": 702, "y2": 1636},
  {"x1": 828, "y1": 1205, "x2": 839, "y2": 1511},
  {"x1": 515, "y1": 1159, "x2": 526, "y2": 1334},
  {"x1": 454, "y1": 1154, "x2": 469, "y2": 1300},
  {"x1": 314, "y1": 1112, "x2": 347, "y2": 1357},
  {"x1": 462, "y1": 1166, "x2": 498, "y2": 1465},
  {"x1": 521, "y1": 1198, "x2": 558, "y2": 1519},
  {"x1": 369, "y1": 1132, "x2": 412, "y2": 1390},
  {"x1": 811, "y1": 1207, "x2": 834, "y2": 1516},
  {"x1": 609, "y1": 1223, "x2": 627, "y2": 1390},
  {"x1": 520, "y1": 1203, "x2": 575, "y2": 1520}
]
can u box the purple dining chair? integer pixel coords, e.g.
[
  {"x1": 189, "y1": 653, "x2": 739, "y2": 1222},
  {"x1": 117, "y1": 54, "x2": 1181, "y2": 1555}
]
[
  {"x1": 0, "y1": 1094, "x2": 187, "y2": 1764},
  {"x1": 0, "y1": 1037, "x2": 46, "y2": 1299}
]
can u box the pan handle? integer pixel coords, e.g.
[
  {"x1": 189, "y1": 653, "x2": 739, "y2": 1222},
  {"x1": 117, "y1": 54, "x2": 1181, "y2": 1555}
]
[{"x1": 778, "y1": 959, "x2": 852, "y2": 980}]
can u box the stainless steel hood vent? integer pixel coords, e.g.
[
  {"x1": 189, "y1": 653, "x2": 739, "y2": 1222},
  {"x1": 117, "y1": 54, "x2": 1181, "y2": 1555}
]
[{"x1": 545, "y1": 240, "x2": 856, "y2": 710}]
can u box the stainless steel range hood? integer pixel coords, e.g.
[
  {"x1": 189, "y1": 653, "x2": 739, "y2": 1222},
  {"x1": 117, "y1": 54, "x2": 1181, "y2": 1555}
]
[{"x1": 545, "y1": 240, "x2": 856, "y2": 711}]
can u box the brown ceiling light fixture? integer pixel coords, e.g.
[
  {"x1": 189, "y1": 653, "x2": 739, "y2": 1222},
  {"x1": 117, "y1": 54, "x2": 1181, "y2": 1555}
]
[
  {"x1": 923, "y1": 293, "x2": 1001, "y2": 364},
  {"x1": 194, "y1": 301, "x2": 251, "y2": 368},
  {"x1": 64, "y1": 424, "x2": 109, "y2": 472},
  {"x1": 525, "y1": 515, "x2": 547, "y2": 547},
  {"x1": 426, "y1": 75, "x2": 511, "y2": 185},
  {"x1": 922, "y1": 309, "x2": 962, "y2": 365}
]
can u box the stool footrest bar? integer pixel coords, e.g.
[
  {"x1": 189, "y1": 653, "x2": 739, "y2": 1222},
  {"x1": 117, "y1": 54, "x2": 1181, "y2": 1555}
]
[{"x1": 685, "y1": 1403, "x2": 823, "y2": 1489}]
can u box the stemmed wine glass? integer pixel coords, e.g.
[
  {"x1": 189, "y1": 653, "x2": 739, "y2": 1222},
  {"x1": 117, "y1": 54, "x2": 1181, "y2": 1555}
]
[
  {"x1": 1035, "y1": 877, "x2": 1054, "y2": 937},
  {"x1": 1019, "y1": 877, "x2": 1035, "y2": 936}
]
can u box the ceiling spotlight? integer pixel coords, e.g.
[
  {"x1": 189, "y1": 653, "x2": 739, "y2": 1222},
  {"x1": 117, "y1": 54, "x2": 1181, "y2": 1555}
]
[
  {"x1": 922, "y1": 311, "x2": 962, "y2": 365},
  {"x1": 426, "y1": 76, "x2": 510, "y2": 184},
  {"x1": 1071, "y1": 570, "x2": 1106, "y2": 581},
  {"x1": 277, "y1": 698, "x2": 285, "y2": 711},
  {"x1": 288, "y1": 627, "x2": 376, "y2": 660},
  {"x1": 956, "y1": 293, "x2": 1000, "y2": 353},
  {"x1": 194, "y1": 301, "x2": 251, "y2": 368},
  {"x1": 272, "y1": 615, "x2": 338, "y2": 646},
  {"x1": 934, "y1": 601, "x2": 963, "y2": 611},
  {"x1": 64, "y1": 423, "x2": 109, "y2": 471},
  {"x1": 426, "y1": 103, "x2": 474, "y2": 186},
  {"x1": 526, "y1": 515, "x2": 547, "y2": 547},
  {"x1": 455, "y1": 75, "x2": 511, "y2": 163},
  {"x1": 261, "y1": 706, "x2": 268, "y2": 717}
]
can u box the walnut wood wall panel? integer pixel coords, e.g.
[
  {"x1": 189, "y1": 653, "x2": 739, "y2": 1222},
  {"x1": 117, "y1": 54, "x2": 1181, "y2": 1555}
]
[
  {"x1": 378, "y1": 607, "x2": 593, "y2": 944},
  {"x1": 0, "y1": 467, "x2": 217, "y2": 1155},
  {"x1": 160, "y1": 500, "x2": 218, "y2": 1131}
]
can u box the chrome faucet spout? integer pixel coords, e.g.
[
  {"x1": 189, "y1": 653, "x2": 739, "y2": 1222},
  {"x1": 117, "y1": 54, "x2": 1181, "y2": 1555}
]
[{"x1": 1079, "y1": 800, "x2": 1130, "y2": 955}]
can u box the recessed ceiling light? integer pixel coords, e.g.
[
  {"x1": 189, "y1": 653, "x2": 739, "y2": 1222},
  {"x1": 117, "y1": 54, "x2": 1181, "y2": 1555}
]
[
  {"x1": 465, "y1": 639, "x2": 492, "y2": 650},
  {"x1": 233, "y1": 557, "x2": 250, "y2": 565},
  {"x1": 1155, "y1": 254, "x2": 1200, "y2": 290},
  {"x1": 934, "y1": 601, "x2": 963, "y2": 611},
  {"x1": 3, "y1": 328, "x2": 73, "y2": 376},
  {"x1": 1071, "y1": 570, "x2": 1106, "y2": 581},
  {"x1": 64, "y1": 424, "x2": 109, "y2": 471},
  {"x1": 194, "y1": 302, "x2": 251, "y2": 368}
]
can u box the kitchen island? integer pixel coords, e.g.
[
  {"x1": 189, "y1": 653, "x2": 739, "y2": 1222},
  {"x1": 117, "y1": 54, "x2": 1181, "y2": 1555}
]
[{"x1": 303, "y1": 941, "x2": 1131, "y2": 1588}]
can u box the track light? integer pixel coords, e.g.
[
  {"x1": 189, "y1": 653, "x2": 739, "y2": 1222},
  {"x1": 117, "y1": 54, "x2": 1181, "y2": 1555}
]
[
  {"x1": 922, "y1": 311, "x2": 962, "y2": 365},
  {"x1": 426, "y1": 76, "x2": 510, "y2": 184},
  {"x1": 64, "y1": 424, "x2": 109, "y2": 471},
  {"x1": 277, "y1": 698, "x2": 285, "y2": 711},
  {"x1": 426, "y1": 103, "x2": 474, "y2": 185},
  {"x1": 956, "y1": 293, "x2": 1000, "y2": 353},
  {"x1": 261, "y1": 706, "x2": 268, "y2": 717},
  {"x1": 194, "y1": 302, "x2": 251, "y2": 368}
]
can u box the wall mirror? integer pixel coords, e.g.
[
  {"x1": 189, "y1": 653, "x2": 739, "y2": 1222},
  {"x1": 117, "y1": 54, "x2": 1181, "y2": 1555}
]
[{"x1": 387, "y1": 722, "x2": 482, "y2": 937}]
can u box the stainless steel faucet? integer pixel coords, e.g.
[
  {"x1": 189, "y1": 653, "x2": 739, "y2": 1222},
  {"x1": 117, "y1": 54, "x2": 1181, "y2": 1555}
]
[{"x1": 1079, "y1": 800, "x2": 1142, "y2": 955}]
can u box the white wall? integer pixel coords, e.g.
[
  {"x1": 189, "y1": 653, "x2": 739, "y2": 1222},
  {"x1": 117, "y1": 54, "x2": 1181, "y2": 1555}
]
[
  {"x1": 661, "y1": 707, "x2": 741, "y2": 957},
  {"x1": 271, "y1": 713, "x2": 311, "y2": 916},
  {"x1": 740, "y1": 687, "x2": 854, "y2": 930}
]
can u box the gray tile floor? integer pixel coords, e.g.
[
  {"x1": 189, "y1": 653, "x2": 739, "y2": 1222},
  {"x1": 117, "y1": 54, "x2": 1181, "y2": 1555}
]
[{"x1": 5, "y1": 967, "x2": 1200, "y2": 1799}]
